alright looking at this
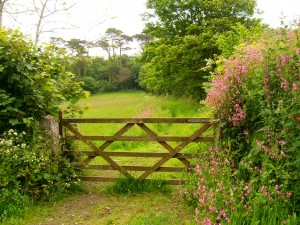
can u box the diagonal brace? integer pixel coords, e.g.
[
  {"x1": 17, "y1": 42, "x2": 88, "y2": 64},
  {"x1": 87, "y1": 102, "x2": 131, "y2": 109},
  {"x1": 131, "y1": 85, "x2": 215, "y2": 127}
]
[
  {"x1": 137, "y1": 123, "x2": 191, "y2": 167},
  {"x1": 138, "y1": 123, "x2": 212, "y2": 179},
  {"x1": 65, "y1": 123, "x2": 133, "y2": 179}
]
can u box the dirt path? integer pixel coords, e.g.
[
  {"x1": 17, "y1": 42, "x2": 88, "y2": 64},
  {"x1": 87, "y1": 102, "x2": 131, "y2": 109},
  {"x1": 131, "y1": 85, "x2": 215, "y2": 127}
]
[{"x1": 27, "y1": 183, "x2": 195, "y2": 225}]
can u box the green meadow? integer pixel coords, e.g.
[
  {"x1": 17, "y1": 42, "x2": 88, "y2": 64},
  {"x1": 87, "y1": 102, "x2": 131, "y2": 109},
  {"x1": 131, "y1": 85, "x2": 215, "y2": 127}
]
[{"x1": 66, "y1": 90, "x2": 212, "y2": 181}]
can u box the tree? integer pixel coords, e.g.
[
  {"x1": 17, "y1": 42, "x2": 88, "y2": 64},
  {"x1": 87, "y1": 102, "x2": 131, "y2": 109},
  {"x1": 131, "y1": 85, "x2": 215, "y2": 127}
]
[
  {"x1": 139, "y1": 0, "x2": 260, "y2": 100},
  {"x1": 94, "y1": 28, "x2": 133, "y2": 83},
  {"x1": 31, "y1": 0, "x2": 78, "y2": 45},
  {"x1": 116, "y1": 34, "x2": 132, "y2": 66},
  {"x1": 1, "y1": 0, "x2": 78, "y2": 45},
  {"x1": 0, "y1": 28, "x2": 88, "y2": 132},
  {"x1": 105, "y1": 27, "x2": 123, "y2": 62},
  {"x1": 133, "y1": 33, "x2": 153, "y2": 51}
]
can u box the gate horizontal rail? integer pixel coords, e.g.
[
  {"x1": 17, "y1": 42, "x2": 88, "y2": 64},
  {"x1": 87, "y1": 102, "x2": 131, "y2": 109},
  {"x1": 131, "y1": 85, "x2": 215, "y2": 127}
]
[{"x1": 59, "y1": 111, "x2": 217, "y2": 185}]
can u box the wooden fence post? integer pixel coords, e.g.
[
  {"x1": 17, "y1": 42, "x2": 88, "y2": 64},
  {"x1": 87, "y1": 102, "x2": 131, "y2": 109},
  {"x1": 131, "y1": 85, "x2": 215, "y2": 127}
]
[{"x1": 59, "y1": 111, "x2": 65, "y2": 152}]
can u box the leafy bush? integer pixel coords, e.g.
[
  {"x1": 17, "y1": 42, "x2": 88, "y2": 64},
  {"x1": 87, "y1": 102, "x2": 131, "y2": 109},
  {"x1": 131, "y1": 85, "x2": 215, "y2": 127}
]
[
  {"x1": 98, "y1": 80, "x2": 120, "y2": 92},
  {"x1": 80, "y1": 76, "x2": 101, "y2": 93},
  {"x1": 0, "y1": 127, "x2": 84, "y2": 221},
  {"x1": 184, "y1": 26, "x2": 299, "y2": 224},
  {"x1": 0, "y1": 28, "x2": 88, "y2": 132}
]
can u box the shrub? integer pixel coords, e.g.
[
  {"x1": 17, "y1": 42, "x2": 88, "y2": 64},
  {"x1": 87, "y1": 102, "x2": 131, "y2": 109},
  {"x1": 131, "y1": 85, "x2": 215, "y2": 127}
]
[
  {"x1": 80, "y1": 76, "x2": 101, "y2": 93},
  {"x1": 0, "y1": 28, "x2": 88, "y2": 132},
  {"x1": 184, "y1": 26, "x2": 299, "y2": 224},
  {"x1": 0, "y1": 127, "x2": 84, "y2": 221}
]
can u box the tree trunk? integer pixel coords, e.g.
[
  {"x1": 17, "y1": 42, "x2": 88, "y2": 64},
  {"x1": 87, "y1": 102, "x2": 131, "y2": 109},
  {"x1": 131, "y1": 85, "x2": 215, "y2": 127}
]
[
  {"x1": 0, "y1": 0, "x2": 6, "y2": 28},
  {"x1": 34, "y1": 0, "x2": 48, "y2": 45}
]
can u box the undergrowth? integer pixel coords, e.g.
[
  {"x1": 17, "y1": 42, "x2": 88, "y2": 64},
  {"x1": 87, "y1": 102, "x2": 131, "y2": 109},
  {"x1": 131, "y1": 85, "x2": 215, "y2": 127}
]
[{"x1": 105, "y1": 177, "x2": 171, "y2": 194}]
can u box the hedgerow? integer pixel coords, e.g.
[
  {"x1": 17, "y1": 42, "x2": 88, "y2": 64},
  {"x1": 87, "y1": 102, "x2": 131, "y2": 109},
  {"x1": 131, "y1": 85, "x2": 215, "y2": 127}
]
[
  {"x1": 0, "y1": 28, "x2": 87, "y2": 222},
  {"x1": 183, "y1": 25, "x2": 299, "y2": 224}
]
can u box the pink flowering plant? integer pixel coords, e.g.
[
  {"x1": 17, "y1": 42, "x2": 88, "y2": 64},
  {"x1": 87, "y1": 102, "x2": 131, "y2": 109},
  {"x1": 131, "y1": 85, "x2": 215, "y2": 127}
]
[{"x1": 184, "y1": 25, "x2": 299, "y2": 224}]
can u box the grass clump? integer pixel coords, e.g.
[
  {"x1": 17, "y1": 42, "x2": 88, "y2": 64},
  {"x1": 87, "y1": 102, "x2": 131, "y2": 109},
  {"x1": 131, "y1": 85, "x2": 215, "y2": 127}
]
[
  {"x1": 106, "y1": 178, "x2": 171, "y2": 194},
  {"x1": 128, "y1": 213, "x2": 181, "y2": 225}
]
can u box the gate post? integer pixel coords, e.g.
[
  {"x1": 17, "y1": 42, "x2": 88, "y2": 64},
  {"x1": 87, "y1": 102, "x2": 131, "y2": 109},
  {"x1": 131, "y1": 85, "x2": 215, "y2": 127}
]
[
  {"x1": 39, "y1": 115, "x2": 60, "y2": 155},
  {"x1": 59, "y1": 111, "x2": 65, "y2": 152}
]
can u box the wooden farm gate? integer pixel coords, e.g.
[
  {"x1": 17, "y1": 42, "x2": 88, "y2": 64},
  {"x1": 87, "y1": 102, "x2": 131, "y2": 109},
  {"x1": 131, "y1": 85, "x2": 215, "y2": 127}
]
[{"x1": 59, "y1": 112, "x2": 216, "y2": 184}]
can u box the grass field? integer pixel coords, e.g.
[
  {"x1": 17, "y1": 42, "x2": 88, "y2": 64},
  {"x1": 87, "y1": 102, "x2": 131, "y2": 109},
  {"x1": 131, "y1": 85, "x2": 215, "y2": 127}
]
[{"x1": 66, "y1": 90, "x2": 212, "y2": 180}]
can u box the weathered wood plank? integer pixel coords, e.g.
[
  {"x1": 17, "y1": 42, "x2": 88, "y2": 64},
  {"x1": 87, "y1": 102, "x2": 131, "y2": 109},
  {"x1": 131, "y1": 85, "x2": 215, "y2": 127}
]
[
  {"x1": 63, "y1": 118, "x2": 211, "y2": 124},
  {"x1": 65, "y1": 135, "x2": 214, "y2": 142},
  {"x1": 77, "y1": 176, "x2": 185, "y2": 185},
  {"x1": 75, "y1": 164, "x2": 186, "y2": 172},
  {"x1": 64, "y1": 151, "x2": 201, "y2": 158}
]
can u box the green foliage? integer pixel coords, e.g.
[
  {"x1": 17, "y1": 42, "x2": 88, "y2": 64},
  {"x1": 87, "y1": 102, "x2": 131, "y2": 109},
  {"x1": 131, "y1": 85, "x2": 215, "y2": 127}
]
[
  {"x1": 0, "y1": 127, "x2": 84, "y2": 221},
  {"x1": 139, "y1": 0, "x2": 260, "y2": 99},
  {"x1": 0, "y1": 28, "x2": 88, "y2": 132},
  {"x1": 106, "y1": 178, "x2": 171, "y2": 194},
  {"x1": 80, "y1": 76, "x2": 101, "y2": 93},
  {"x1": 193, "y1": 25, "x2": 300, "y2": 224}
]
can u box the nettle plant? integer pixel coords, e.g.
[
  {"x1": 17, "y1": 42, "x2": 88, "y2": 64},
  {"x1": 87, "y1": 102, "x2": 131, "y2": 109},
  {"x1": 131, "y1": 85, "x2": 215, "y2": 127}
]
[{"x1": 190, "y1": 27, "x2": 300, "y2": 224}]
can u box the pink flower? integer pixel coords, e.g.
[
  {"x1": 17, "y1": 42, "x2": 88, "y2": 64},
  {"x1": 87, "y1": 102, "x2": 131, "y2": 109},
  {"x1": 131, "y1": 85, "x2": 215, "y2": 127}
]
[
  {"x1": 280, "y1": 54, "x2": 287, "y2": 66},
  {"x1": 292, "y1": 82, "x2": 299, "y2": 91},
  {"x1": 199, "y1": 198, "x2": 205, "y2": 205},
  {"x1": 195, "y1": 208, "x2": 199, "y2": 216},
  {"x1": 279, "y1": 140, "x2": 286, "y2": 145},
  {"x1": 287, "y1": 192, "x2": 292, "y2": 198},
  {"x1": 280, "y1": 79, "x2": 288, "y2": 89}
]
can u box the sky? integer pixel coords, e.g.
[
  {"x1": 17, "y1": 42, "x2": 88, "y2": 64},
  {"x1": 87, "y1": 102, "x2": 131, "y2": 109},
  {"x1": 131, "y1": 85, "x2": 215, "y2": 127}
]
[{"x1": 3, "y1": 0, "x2": 300, "y2": 55}]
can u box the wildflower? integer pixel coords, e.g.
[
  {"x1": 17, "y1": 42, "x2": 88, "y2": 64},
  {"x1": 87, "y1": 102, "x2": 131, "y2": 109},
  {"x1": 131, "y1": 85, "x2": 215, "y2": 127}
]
[
  {"x1": 208, "y1": 205, "x2": 215, "y2": 211},
  {"x1": 280, "y1": 79, "x2": 288, "y2": 89},
  {"x1": 292, "y1": 82, "x2": 299, "y2": 91},
  {"x1": 280, "y1": 54, "x2": 287, "y2": 66},
  {"x1": 199, "y1": 198, "x2": 205, "y2": 205},
  {"x1": 21, "y1": 143, "x2": 27, "y2": 149},
  {"x1": 279, "y1": 140, "x2": 286, "y2": 145},
  {"x1": 195, "y1": 208, "x2": 199, "y2": 216}
]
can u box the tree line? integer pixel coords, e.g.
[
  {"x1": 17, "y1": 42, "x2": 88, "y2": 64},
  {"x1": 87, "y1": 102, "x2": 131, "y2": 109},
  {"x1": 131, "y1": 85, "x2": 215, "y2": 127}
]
[{"x1": 1, "y1": 0, "x2": 261, "y2": 100}]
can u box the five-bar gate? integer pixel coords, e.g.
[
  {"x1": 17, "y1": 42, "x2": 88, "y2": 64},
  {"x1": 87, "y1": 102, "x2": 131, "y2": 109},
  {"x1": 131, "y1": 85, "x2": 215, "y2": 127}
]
[{"x1": 59, "y1": 112, "x2": 216, "y2": 184}]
